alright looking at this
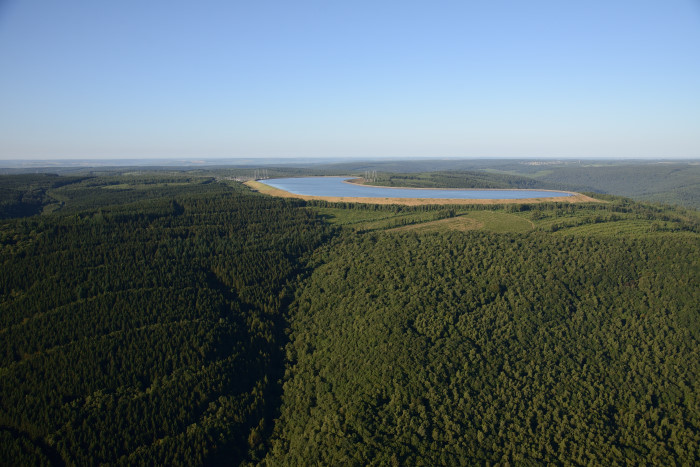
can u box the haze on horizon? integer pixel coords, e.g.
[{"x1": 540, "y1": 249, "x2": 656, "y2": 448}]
[{"x1": 1, "y1": 1, "x2": 699, "y2": 161}]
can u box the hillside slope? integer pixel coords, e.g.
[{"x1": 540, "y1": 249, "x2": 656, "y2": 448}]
[{"x1": 267, "y1": 229, "x2": 700, "y2": 464}]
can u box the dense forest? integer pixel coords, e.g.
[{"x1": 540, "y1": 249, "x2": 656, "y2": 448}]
[
  {"x1": 0, "y1": 175, "x2": 332, "y2": 464},
  {"x1": 266, "y1": 232, "x2": 699, "y2": 464},
  {"x1": 0, "y1": 172, "x2": 698, "y2": 465}
]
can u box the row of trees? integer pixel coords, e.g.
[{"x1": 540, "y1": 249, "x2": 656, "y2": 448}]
[{"x1": 358, "y1": 170, "x2": 552, "y2": 190}]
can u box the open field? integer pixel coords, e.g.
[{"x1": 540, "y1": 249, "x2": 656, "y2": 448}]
[
  {"x1": 245, "y1": 180, "x2": 600, "y2": 205},
  {"x1": 100, "y1": 182, "x2": 192, "y2": 190},
  {"x1": 469, "y1": 211, "x2": 535, "y2": 232},
  {"x1": 387, "y1": 211, "x2": 534, "y2": 234},
  {"x1": 552, "y1": 219, "x2": 700, "y2": 238},
  {"x1": 387, "y1": 216, "x2": 483, "y2": 233},
  {"x1": 309, "y1": 199, "x2": 699, "y2": 237},
  {"x1": 312, "y1": 206, "x2": 539, "y2": 234},
  {"x1": 312, "y1": 206, "x2": 457, "y2": 232}
]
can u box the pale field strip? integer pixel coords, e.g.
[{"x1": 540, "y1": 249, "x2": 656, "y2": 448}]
[{"x1": 245, "y1": 180, "x2": 601, "y2": 206}]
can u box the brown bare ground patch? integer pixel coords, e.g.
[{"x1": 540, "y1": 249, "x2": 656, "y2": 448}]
[
  {"x1": 388, "y1": 216, "x2": 484, "y2": 233},
  {"x1": 245, "y1": 180, "x2": 601, "y2": 205}
]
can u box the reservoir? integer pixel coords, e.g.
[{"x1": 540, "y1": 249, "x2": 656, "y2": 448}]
[{"x1": 259, "y1": 177, "x2": 574, "y2": 200}]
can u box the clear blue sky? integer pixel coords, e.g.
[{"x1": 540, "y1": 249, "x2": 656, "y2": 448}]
[{"x1": 1, "y1": 0, "x2": 699, "y2": 159}]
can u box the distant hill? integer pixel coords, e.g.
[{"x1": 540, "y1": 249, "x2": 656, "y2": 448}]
[
  {"x1": 327, "y1": 160, "x2": 700, "y2": 209},
  {"x1": 535, "y1": 163, "x2": 700, "y2": 209}
]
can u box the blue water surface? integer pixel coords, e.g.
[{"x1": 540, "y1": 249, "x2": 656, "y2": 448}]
[{"x1": 260, "y1": 177, "x2": 573, "y2": 200}]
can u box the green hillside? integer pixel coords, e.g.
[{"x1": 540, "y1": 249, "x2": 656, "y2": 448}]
[
  {"x1": 0, "y1": 173, "x2": 698, "y2": 465},
  {"x1": 536, "y1": 163, "x2": 700, "y2": 208},
  {"x1": 0, "y1": 174, "x2": 331, "y2": 464},
  {"x1": 265, "y1": 230, "x2": 699, "y2": 465},
  {"x1": 345, "y1": 160, "x2": 700, "y2": 209}
]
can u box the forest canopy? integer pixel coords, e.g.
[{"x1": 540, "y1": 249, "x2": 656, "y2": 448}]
[{"x1": 0, "y1": 172, "x2": 698, "y2": 465}]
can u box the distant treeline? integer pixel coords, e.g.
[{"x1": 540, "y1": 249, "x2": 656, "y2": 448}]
[{"x1": 359, "y1": 170, "x2": 552, "y2": 190}]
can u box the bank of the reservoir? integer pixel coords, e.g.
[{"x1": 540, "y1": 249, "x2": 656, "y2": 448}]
[{"x1": 247, "y1": 177, "x2": 600, "y2": 205}]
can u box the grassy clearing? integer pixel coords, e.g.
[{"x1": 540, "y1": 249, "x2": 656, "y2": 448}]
[
  {"x1": 553, "y1": 219, "x2": 698, "y2": 238},
  {"x1": 553, "y1": 220, "x2": 651, "y2": 237},
  {"x1": 41, "y1": 203, "x2": 63, "y2": 214},
  {"x1": 306, "y1": 191, "x2": 698, "y2": 237},
  {"x1": 101, "y1": 182, "x2": 192, "y2": 190},
  {"x1": 312, "y1": 207, "x2": 456, "y2": 232},
  {"x1": 315, "y1": 204, "x2": 699, "y2": 237},
  {"x1": 314, "y1": 204, "x2": 542, "y2": 234},
  {"x1": 312, "y1": 207, "x2": 399, "y2": 226},
  {"x1": 358, "y1": 211, "x2": 452, "y2": 232},
  {"x1": 387, "y1": 216, "x2": 483, "y2": 233},
  {"x1": 529, "y1": 211, "x2": 633, "y2": 232},
  {"x1": 364, "y1": 211, "x2": 534, "y2": 233},
  {"x1": 467, "y1": 211, "x2": 534, "y2": 233}
]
